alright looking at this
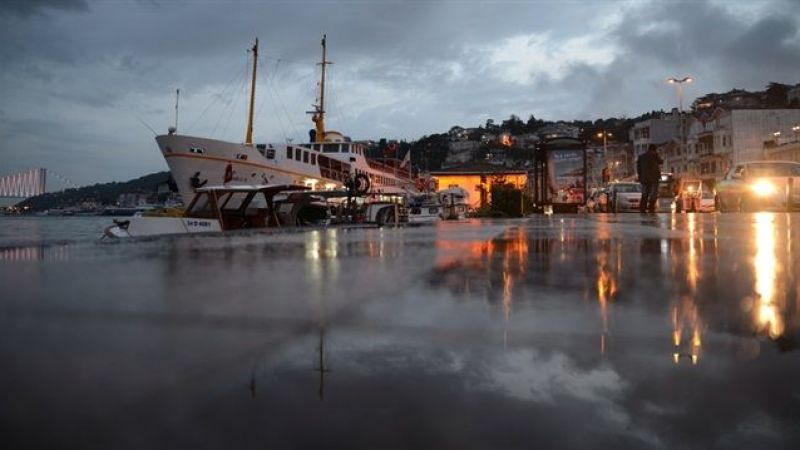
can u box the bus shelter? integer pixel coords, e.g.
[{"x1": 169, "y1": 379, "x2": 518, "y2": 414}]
[{"x1": 531, "y1": 137, "x2": 588, "y2": 213}]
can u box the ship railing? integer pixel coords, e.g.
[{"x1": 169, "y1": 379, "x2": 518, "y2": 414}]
[{"x1": 366, "y1": 159, "x2": 410, "y2": 179}]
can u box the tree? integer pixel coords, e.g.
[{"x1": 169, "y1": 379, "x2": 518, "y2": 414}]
[
  {"x1": 501, "y1": 114, "x2": 525, "y2": 134},
  {"x1": 525, "y1": 114, "x2": 545, "y2": 133},
  {"x1": 765, "y1": 82, "x2": 790, "y2": 108}
]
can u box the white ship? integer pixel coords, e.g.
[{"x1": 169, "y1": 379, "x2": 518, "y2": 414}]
[{"x1": 156, "y1": 36, "x2": 415, "y2": 204}]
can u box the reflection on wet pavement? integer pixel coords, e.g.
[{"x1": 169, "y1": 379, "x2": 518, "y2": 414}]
[{"x1": 1, "y1": 215, "x2": 799, "y2": 449}]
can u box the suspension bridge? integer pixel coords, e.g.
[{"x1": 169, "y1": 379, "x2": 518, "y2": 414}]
[{"x1": 0, "y1": 168, "x2": 78, "y2": 199}]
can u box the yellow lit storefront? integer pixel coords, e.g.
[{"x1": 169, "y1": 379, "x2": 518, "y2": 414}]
[{"x1": 430, "y1": 163, "x2": 528, "y2": 209}]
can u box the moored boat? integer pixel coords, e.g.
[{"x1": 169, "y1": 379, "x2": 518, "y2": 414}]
[
  {"x1": 407, "y1": 193, "x2": 442, "y2": 223},
  {"x1": 103, "y1": 184, "x2": 307, "y2": 238},
  {"x1": 157, "y1": 36, "x2": 416, "y2": 205},
  {"x1": 438, "y1": 187, "x2": 469, "y2": 220}
]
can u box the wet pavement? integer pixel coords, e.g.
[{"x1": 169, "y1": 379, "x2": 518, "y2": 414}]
[{"x1": 1, "y1": 213, "x2": 799, "y2": 449}]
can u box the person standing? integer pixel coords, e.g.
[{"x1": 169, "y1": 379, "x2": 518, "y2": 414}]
[{"x1": 637, "y1": 144, "x2": 663, "y2": 213}]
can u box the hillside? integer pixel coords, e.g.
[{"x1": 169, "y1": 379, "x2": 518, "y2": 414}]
[{"x1": 18, "y1": 171, "x2": 174, "y2": 211}]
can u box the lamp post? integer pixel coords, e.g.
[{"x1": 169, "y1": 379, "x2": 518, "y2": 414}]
[
  {"x1": 597, "y1": 131, "x2": 612, "y2": 180},
  {"x1": 792, "y1": 125, "x2": 799, "y2": 142},
  {"x1": 667, "y1": 76, "x2": 693, "y2": 174}
]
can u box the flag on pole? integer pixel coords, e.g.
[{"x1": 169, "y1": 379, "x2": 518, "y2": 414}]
[{"x1": 400, "y1": 150, "x2": 411, "y2": 168}]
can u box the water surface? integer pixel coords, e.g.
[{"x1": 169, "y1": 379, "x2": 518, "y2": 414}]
[{"x1": 1, "y1": 214, "x2": 798, "y2": 449}]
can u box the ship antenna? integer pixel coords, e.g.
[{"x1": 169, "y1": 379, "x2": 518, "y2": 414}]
[
  {"x1": 174, "y1": 88, "x2": 180, "y2": 132},
  {"x1": 245, "y1": 38, "x2": 259, "y2": 146},
  {"x1": 309, "y1": 34, "x2": 331, "y2": 143}
]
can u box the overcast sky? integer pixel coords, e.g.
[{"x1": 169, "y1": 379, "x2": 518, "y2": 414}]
[{"x1": 1, "y1": 0, "x2": 799, "y2": 186}]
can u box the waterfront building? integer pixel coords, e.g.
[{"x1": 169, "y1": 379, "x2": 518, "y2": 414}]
[
  {"x1": 629, "y1": 112, "x2": 681, "y2": 157},
  {"x1": 765, "y1": 141, "x2": 800, "y2": 161},
  {"x1": 692, "y1": 109, "x2": 800, "y2": 178},
  {"x1": 430, "y1": 163, "x2": 527, "y2": 209}
]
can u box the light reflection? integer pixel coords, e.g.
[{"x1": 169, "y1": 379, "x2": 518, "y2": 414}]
[
  {"x1": 671, "y1": 296, "x2": 703, "y2": 364},
  {"x1": 669, "y1": 215, "x2": 705, "y2": 365},
  {"x1": 0, "y1": 244, "x2": 73, "y2": 262},
  {"x1": 433, "y1": 226, "x2": 529, "y2": 342},
  {"x1": 686, "y1": 214, "x2": 699, "y2": 292},
  {"x1": 596, "y1": 243, "x2": 617, "y2": 349},
  {"x1": 753, "y1": 213, "x2": 784, "y2": 339}
]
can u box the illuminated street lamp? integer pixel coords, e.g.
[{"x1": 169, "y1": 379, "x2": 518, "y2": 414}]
[
  {"x1": 597, "y1": 131, "x2": 613, "y2": 159},
  {"x1": 667, "y1": 76, "x2": 693, "y2": 171},
  {"x1": 792, "y1": 125, "x2": 799, "y2": 142},
  {"x1": 597, "y1": 131, "x2": 613, "y2": 181},
  {"x1": 666, "y1": 76, "x2": 693, "y2": 112}
]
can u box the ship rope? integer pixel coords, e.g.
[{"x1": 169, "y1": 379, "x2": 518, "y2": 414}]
[
  {"x1": 254, "y1": 56, "x2": 279, "y2": 136},
  {"x1": 186, "y1": 60, "x2": 248, "y2": 134},
  {"x1": 211, "y1": 53, "x2": 250, "y2": 138},
  {"x1": 325, "y1": 65, "x2": 353, "y2": 139},
  {"x1": 270, "y1": 80, "x2": 304, "y2": 142}
]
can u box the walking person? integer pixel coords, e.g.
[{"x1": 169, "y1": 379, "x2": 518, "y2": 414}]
[{"x1": 637, "y1": 144, "x2": 663, "y2": 213}]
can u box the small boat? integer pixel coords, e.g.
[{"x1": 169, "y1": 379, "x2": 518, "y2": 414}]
[
  {"x1": 407, "y1": 193, "x2": 442, "y2": 223},
  {"x1": 103, "y1": 184, "x2": 308, "y2": 238},
  {"x1": 438, "y1": 187, "x2": 469, "y2": 220}
]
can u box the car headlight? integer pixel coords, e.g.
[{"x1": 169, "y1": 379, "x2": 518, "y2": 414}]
[{"x1": 751, "y1": 179, "x2": 777, "y2": 196}]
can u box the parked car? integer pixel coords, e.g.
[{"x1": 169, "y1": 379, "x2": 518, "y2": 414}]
[
  {"x1": 608, "y1": 182, "x2": 642, "y2": 212},
  {"x1": 715, "y1": 161, "x2": 800, "y2": 212},
  {"x1": 697, "y1": 190, "x2": 716, "y2": 212}
]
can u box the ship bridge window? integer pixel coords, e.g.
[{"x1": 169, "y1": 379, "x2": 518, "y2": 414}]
[
  {"x1": 265, "y1": 148, "x2": 275, "y2": 159},
  {"x1": 303, "y1": 151, "x2": 309, "y2": 163},
  {"x1": 295, "y1": 148, "x2": 302, "y2": 161},
  {"x1": 341, "y1": 145, "x2": 349, "y2": 153},
  {"x1": 310, "y1": 153, "x2": 316, "y2": 165},
  {"x1": 189, "y1": 147, "x2": 205, "y2": 154},
  {"x1": 323, "y1": 144, "x2": 340, "y2": 153},
  {"x1": 286, "y1": 147, "x2": 293, "y2": 159}
]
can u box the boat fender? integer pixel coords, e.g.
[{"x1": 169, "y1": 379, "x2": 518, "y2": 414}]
[{"x1": 224, "y1": 163, "x2": 233, "y2": 184}]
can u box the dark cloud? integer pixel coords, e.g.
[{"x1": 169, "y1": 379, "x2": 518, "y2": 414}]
[
  {"x1": 0, "y1": 0, "x2": 798, "y2": 184},
  {"x1": 0, "y1": 0, "x2": 88, "y2": 16}
]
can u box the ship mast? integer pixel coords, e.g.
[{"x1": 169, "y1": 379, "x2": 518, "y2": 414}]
[
  {"x1": 311, "y1": 34, "x2": 331, "y2": 143},
  {"x1": 245, "y1": 38, "x2": 258, "y2": 146}
]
